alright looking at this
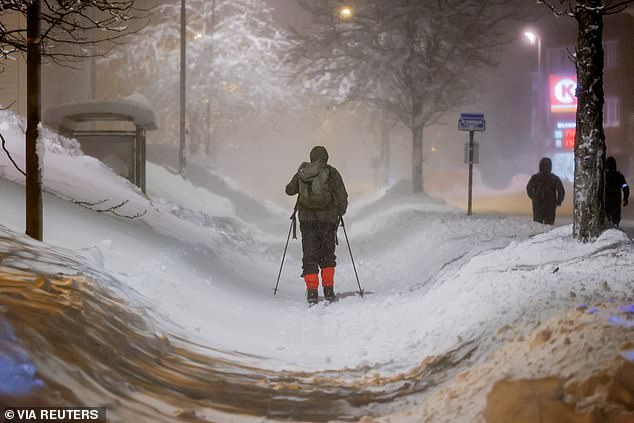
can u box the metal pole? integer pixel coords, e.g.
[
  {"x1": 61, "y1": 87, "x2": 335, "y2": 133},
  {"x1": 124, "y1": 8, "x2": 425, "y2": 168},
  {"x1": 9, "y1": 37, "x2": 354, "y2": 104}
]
[
  {"x1": 467, "y1": 130, "x2": 474, "y2": 216},
  {"x1": 537, "y1": 37, "x2": 542, "y2": 75},
  {"x1": 207, "y1": 0, "x2": 215, "y2": 155},
  {"x1": 340, "y1": 216, "x2": 364, "y2": 297},
  {"x1": 273, "y1": 213, "x2": 296, "y2": 295},
  {"x1": 536, "y1": 36, "x2": 543, "y2": 153},
  {"x1": 179, "y1": 0, "x2": 186, "y2": 176},
  {"x1": 135, "y1": 125, "x2": 146, "y2": 193}
]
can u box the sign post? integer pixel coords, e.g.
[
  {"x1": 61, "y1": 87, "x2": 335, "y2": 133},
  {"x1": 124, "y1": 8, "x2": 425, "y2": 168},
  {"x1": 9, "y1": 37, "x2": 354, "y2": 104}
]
[{"x1": 458, "y1": 113, "x2": 486, "y2": 216}]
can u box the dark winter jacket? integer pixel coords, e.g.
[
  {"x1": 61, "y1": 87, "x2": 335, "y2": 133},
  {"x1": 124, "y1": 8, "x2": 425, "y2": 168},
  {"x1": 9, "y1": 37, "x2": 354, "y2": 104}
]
[
  {"x1": 605, "y1": 156, "x2": 629, "y2": 208},
  {"x1": 526, "y1": 158, "x2": 565, "y2": 212},
  {"x1": 286, "y1": 146, "x2": 348, "y2": 223}
]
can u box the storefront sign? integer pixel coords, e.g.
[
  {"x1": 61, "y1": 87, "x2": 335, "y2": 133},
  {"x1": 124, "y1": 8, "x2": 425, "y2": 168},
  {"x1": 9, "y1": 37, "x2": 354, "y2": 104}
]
[
  {"x1": 553, "y1": 121, "x2": 576, "y2": 150},
  {"x1": 550, "y1": 75, "x2": 577, "y2": 113}
]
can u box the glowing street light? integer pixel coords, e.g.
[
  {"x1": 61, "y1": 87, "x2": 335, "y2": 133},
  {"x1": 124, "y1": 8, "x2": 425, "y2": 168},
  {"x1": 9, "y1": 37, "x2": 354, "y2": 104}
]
[
  {"x1": 523, "y1": 30, "x2": 541, "y2": 73},
  {"x1": 523, "y1": 29, "x2": 545, "y2": 148},
  {"x1": 523, "y1": 31, "x2": 537, "y2": 45},
  {"x1": 339, "y1": 6, "x2": 353, "y2": 20}
]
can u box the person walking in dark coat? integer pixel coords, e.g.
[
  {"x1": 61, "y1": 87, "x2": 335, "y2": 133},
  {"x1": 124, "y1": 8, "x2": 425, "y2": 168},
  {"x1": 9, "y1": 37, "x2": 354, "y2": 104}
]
[
  {"x1": 526, "y1": 157, "x2": 565, "y2": 225},
  {"x1": 604, "y1": 156, "x2": 629, "y2": 226},
  {"x1": 286, "y1": 146, "x2": 348, "y2": 305}
]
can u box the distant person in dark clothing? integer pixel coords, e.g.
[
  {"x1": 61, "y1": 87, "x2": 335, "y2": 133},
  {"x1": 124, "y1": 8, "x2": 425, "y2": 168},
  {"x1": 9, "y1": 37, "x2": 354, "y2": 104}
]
[
  {"x1": 604, "y1": 156, "x2": 629, "y2": 226},
  {"x1": 526, "y1": 157, "x2": 565, "y2": 225},
  {"x1": 286, "y1": 146, "x2": 348, "y2": 305}
]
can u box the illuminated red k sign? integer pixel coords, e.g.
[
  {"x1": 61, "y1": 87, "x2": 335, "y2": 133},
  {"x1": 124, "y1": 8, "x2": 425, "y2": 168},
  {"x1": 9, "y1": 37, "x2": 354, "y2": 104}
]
[{"x1": 550, "y1": 75, "x2": 578, "y2": 113}]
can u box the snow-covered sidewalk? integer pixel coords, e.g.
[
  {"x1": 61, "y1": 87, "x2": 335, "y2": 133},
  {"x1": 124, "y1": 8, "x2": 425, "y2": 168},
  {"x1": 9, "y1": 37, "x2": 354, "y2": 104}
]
[{"x1": 1, "y1": 109, "x2": 633, "y2": 421}]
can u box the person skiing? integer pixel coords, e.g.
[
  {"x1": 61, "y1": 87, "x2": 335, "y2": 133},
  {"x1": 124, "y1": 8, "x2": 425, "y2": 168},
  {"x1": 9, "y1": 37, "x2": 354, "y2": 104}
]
[
  {"x1": 526, "y1": 157, "x2": 565, "y2": 225},
  {"x1": 604, "y1": 156, "x2": 629, "y2": 226},
  {"x1": 285, "y1": 146, "x2": 348, "y2": 305}
]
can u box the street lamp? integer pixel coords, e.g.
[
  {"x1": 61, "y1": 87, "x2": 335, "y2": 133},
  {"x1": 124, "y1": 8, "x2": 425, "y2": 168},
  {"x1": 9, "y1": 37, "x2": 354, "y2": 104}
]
[
  {"x1": 523, "y1": 30, "x2": 541, "y2": 74},
  {"x1": 523, "y1": 29, "x2": 544, "y2": 153},
  {"x1": 339, "y1": 5, "x2": 353, "y2": 20},
  {"x1": 179, "y1": 0, "x2": 186, "y2": 176}
]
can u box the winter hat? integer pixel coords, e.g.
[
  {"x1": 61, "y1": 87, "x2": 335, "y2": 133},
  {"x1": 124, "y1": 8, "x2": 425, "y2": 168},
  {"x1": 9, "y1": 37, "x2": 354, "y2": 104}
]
[
  {"x1": 539, "y1": 157, "x2": 552, "y2": 174},
  {"x1": 310, "y1": 146, "x2": 329, "y2": 164},
  {"x1": 606, "y1": 156, "x2": 617, "y2": 171}
]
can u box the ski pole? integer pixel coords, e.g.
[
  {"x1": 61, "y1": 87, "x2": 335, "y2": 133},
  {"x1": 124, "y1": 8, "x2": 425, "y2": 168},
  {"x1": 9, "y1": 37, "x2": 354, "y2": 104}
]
[
  {"x1": 340, "y1": 216, "x2": 364, "y2": 297},
  {"x1": 273, "y1": 208, "x2": 297, "y2": 295}
]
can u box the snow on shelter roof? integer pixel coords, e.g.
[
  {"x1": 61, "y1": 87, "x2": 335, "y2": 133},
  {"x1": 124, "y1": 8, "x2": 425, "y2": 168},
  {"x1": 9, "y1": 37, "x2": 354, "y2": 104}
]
[{"x1": 43, "y1": 94, "x2": 158, "y2": 130}]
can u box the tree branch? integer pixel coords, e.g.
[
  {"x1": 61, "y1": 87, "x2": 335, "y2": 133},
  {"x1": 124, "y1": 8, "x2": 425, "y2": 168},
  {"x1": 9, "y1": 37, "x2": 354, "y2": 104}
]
[
  {"x1": 603, "y1": 0, "x2": 634, "y2": 14},
  {"x1": 73, "y1": 198, "x2": 147, "y2": 219},
  {"x1": 0, "y1": 0, "x2": 152, "y2": 66},
  {"x1": 0, "y1": 131, "x2": 26, "y2": 177}
]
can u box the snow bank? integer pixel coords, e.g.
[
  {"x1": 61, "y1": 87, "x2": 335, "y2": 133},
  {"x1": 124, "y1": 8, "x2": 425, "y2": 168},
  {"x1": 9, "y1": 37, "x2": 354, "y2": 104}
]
[
  {"x1": 380, "y1": 303, "x2": 634, "y2": 423},
  {"x1": 1, "y1": 109, "x2": 634, "y2": 421}
]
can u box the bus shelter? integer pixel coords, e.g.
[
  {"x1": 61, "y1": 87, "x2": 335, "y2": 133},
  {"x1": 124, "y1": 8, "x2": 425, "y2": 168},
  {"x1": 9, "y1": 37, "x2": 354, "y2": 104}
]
[{"x1": 44, "y1": 95, "x2": 157, "y2": 193}]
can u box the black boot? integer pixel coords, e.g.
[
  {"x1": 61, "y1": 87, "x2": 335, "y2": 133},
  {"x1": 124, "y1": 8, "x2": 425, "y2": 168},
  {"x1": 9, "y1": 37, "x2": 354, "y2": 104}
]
[
  {"x1": 307, "y1": 289, "x2": 319, "y2": 305},
  {"x1": 323, "y1": 286, "x2": 336, "y2": 302}
]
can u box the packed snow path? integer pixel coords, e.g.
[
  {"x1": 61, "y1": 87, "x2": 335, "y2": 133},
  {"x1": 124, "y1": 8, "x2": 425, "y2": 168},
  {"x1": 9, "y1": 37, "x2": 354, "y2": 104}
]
[{"x1": 1, "y1": 111, "x2": 633, "y2": 421}]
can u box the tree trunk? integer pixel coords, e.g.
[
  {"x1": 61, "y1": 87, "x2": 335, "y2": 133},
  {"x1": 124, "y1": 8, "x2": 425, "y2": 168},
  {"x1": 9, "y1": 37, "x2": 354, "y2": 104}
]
[
  {"x1": 573, "y1": 0, "x2": 606, "y2": 242},
  {"x1": 26, "y1": 0, "x2": 42, "y2": 241},
  {"x1": 411, "y1": 125, "x2": 424, "y2": 193}
]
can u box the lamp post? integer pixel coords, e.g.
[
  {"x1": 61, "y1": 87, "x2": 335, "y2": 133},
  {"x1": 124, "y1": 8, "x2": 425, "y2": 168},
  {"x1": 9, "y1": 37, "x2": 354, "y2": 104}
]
[
  {"x1": 337, "y1": 0, "x2": 354, "y2": 21},
  {"x1": 523, "y1": 31, "x2": 541, "y2": 74},
  {"x1": 179, "y1": 0, "x2": 186, "y2": 176},
  {"x1": 524, "y1": 30, "x2": 544, "y2": 148},
  {"x1": 339, "y1": 5, "x2": 353, "y2": 20}
]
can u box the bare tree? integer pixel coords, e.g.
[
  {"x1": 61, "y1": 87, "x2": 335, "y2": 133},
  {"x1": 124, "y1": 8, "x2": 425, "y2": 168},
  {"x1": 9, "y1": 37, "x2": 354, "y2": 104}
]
[
  {"x1": 540, "y1": 0, "x2": 634, "y2": 241},
  {"x1": 0, "y1": 0, "x2": 147, "y2": 241},
  {"x1": 287, "y1": 0, "x2": 523, "y2": 194},
  {"x1": 104, "y1": 0, "x2": 291, "y2": 160}
]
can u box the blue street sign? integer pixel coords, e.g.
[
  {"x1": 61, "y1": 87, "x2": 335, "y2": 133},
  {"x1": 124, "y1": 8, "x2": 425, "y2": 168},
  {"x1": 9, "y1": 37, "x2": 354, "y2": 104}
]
[{"x1": 458, "y1": 113, "x2": 486, "y2": 132}]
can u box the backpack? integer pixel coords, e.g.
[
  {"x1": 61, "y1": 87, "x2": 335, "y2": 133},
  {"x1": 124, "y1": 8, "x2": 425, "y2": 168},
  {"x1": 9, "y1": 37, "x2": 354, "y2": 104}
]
[{"x1": 297, "y1": 161, "x2": 333, "y2": 209}]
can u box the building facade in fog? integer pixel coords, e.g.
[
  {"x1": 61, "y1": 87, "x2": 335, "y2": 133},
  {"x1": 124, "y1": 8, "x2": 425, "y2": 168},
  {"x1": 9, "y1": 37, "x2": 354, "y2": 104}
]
[{"x1": 537, "y1": 13, "x2": 634, "y2": 180}]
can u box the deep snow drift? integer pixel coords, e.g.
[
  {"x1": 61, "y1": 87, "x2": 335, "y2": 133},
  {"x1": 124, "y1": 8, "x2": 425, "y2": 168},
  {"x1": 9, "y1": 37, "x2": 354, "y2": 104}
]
[{"x1": 0, "y1": 110, "x2": 633, "y2": 422}]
